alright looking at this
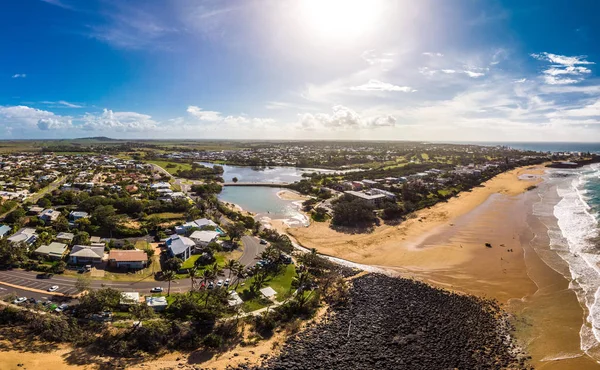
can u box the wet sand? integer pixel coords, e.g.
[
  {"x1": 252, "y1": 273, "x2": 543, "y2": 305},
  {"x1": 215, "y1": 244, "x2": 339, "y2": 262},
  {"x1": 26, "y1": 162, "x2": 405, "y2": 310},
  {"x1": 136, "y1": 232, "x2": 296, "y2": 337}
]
[
  {"x1": 286, "y1": 165, "x2": 599, "y2": 368},
  {"x1": 277, "y1": 189, "x2": 309, "y2": 201}
]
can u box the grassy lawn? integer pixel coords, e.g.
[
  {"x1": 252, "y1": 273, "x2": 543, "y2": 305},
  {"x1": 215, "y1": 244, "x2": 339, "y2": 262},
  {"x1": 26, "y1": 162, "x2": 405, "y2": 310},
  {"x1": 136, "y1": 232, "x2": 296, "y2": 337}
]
[
  {"x1": 145, "y1": 212, "x2": 185, "y2": 220},
  {"x1": 180, "y1": 252, "x2": 227, "y2": 271},
  {"x1": 237, "y1": 264, "x2": 297, "y2": 299},
  {"x1": 241, "y1": 296, "x2": 272, "y2": 312},
  {"x1": 146, "y1": 160, "x2": 192, "y2": 175}
]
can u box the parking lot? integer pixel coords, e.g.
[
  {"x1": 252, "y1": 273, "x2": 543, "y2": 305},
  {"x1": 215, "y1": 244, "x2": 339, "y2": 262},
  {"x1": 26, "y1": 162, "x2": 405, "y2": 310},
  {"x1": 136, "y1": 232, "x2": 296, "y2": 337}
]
[{"x1": 0, "y1": 270, "x2": 81, "y2": 296}]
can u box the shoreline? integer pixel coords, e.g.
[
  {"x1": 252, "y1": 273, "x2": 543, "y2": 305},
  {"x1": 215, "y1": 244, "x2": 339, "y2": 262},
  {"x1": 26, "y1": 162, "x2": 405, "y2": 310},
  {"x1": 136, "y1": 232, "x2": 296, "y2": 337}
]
[{"x1": 283, "y1": 164, "x2": 598, "y2": 368}]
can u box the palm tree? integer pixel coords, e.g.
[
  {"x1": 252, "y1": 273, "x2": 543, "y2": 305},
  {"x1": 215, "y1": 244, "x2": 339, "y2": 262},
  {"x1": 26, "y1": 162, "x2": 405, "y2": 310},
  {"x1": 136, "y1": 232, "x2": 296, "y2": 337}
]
[
  {"x1": 225, "y1": 259, "x2": 242, "y2": 281},
  {"x1": 163, "y1": 270, "x2": 176, "y2": 296},
  {"x1": 201, "y1": 267, "x2": 216, "y2": 286},
  {"x1": 188, "y1": 266, "x2": 199, "y2": 291}
]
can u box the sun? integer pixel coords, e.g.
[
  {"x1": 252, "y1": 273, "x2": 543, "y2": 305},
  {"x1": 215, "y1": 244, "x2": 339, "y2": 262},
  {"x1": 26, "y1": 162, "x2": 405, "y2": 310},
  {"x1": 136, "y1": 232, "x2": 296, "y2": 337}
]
[{"x1": 299, "y1": 0, "x2": 383, "y2": 42}]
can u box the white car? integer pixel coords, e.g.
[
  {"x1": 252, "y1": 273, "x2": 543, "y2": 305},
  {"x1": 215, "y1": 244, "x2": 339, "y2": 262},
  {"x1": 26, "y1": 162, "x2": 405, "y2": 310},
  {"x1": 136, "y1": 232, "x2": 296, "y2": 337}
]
[
  {"x1": 224, "y1": 278, "x2": 230, "y2": 287},
  {"x1": 217, "y1": 280, "x2": 223, "y2": 287},
  {"x1": 150, "y1": 287, "x2": 163, "y2": 293},
  {"x1": 48, "y1": 285, "x2": 59, "y2": 292},
  {"x1": 13, "y1": 297, "x2": 27, "y2": 304}
]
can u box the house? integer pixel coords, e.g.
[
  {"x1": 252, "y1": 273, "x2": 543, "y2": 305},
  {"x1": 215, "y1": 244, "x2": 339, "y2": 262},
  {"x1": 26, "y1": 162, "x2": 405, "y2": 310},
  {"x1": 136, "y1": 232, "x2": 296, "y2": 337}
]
[
  {"x1": 69, "y1": 211, "x2": 89, "y2": 222},
  {"x1": 345, "y1": 190, "x2": 386, "y2": 207},
  {"x1": 69, "y1": 245, "x2": 105, "y2": 265},
  {"x1": 7, "y1": 228, "x2": 38, "y2": 246},
  {"x1": 228, "y1": 291, "x2": 243, "y2": 307},
  {"x1": 166, "y1": 235, "x2": 195, "y2": 261},
  {"x1": 260, "y1": 286, "x2": 277, "y2": 300},
  {"x1": 27, "y1": 206, "x2": 44, "y2": 215},
  {"x1": 34, "y1": 242, "x2": 68, "y2": 260},
  {"x1": 146, "y1": 296, "x2": 168, "y2": 311},
  {"x1": 362, "y1": 179, "x2": 378, "y2": 187},
  {"x1": 175, "y1": 218, "x2": 219, "y2": 235},
  {"x1": 108, "y1": 249, "x2": 148, "y2": 270},
  {"x1": 370, "y1": 188, "x2": 397, "y2": 200},
  {"x1": 40, "y1": 209, "x2": 61, "y2": 223},
  {"x1": 150, "y1": 182, "x2": 171, "y2": 190},
  {"x1": 189, "y1": 230, "x2": 220, "y2": 247},
  {"x1": 0, "y1": 225, "x2": 10, "y2": 238},
  {"x1": 56, "y1": 232, "x2": 75, "y2": 244},
  {"x1": 120, "y1": 292, "x2": 140, "y2": 306}
]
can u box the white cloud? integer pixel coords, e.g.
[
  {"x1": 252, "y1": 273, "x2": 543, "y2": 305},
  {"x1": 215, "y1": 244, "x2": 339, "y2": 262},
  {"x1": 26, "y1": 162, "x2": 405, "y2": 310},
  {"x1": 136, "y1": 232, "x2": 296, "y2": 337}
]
[
  {"x1": 81, "y1": 109, "x2": 158, "y2": 131},
  {"x1": 41, "y1": 100, "x2": 83, "y2": 108},
  {"x1": 531, "y1": 52, "x2": 595, "y2": 85},
  {"x1": 361, "y1": 50, "x2": 394, "y2": 66},
  {"x1": 37, "y1": 118, "x2": 72, "y2": 130},
  {"x1": 0, "y1": 105, "x2": 70, "y2": 128},
  {"x1": 423, "y1": 52, "x2": 443, "y2": 57},
  {"x1": 463, "y1": 70, "x2": 485, "y2": 78},
  {"x1": 350, "y1": 79, "x2": 415, "y2": 92},
  {"x1": 441, "y1": 69, "x2": 456, "y2": 74},
  {"x1": 12, "y1": 74, "x2": 26, "y2": 78},
  {"x1": 299, "y1": 105, "x2": 396, "y2": 130},
  {"x1": 186, "y1": 106, "x2": 223, "y2": 121}
]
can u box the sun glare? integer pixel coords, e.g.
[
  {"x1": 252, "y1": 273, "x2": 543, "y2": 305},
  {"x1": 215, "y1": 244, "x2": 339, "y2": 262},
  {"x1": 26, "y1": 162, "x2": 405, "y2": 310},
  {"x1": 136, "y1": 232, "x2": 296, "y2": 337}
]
[{"x1": 299, "y1": 0, "x2": 383, "y2": 42}]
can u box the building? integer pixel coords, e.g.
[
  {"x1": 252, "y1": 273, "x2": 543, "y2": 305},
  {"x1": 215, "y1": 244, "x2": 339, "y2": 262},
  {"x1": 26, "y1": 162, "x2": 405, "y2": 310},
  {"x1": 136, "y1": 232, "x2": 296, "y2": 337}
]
[
  {"x1": 150, "y1": 182, "x2": 171, "y2": 190},
  {"x1": 120, "y1": 292, "x2": 140, "y2": 306},
  {"x1": 370, "y1": 188, "x2": 397, "y2": 200},
  {"x1": 27, "y1": 206, "x2": 44, "y2": 215},
  {"x1": 189, "y1": 230, "x2": 220, "y2": 247},
  {"x1": 0, "y1": 225, "x2": 10, "y2": 238},
  {"x1": 69, "y1": 211, "x2": 89, "y2": 222},
  {"x1": 362, "y1": 179, "x2": 378, "y2": 187},
  {"x1": 40, "y1": 209, "x2": 61, "y2": 223},
  {"x1": 345, "y1": 190, "x2": 387, "y2": 207},
  {"x1": 7, "y1": 228, "x2": 38, "y2": 246},
  {"x1": 166, "y1": 235, "x2": 195, "y2": 261},
  {"x1": 69, "y1": 245, "x2": 105, "y2": 265},
  {"x1": 34, "y1": 242, "x2": 68, "y2": 260},
  {"x1": 175, "y1": 218, "x2": 219, "y2": 235},
  {"x1": 146, "y1": 296, "x2": 168, "y2": 311},
  {"x1": 108, "y1": 249, "x2": 148, "y2": 270},
  {"x1": 56, "y1": 232, "x2": 75, "y2": 244}
]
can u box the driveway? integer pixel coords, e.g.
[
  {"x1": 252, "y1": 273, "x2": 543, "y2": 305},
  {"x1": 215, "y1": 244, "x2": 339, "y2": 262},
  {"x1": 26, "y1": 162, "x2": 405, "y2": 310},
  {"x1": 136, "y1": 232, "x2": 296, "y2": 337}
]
[{"x1": 239, "y1": 235, "x2": 266, "y2": 268}]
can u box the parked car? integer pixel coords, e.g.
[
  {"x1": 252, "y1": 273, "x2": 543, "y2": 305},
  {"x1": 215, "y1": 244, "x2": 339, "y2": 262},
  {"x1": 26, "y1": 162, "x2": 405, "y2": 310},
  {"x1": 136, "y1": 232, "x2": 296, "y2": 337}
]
[
  {"x1": 36, "y1": 273, "x2": 53, "y2": 279},
  {"x1": 217, "y1": 280, "x2": 223, "y2": 287},
  {"x1": 55, "y1": 304, "x2": 69, "y2": 313},
  {"x1": 224, "y1": 278, "x2": 230, "y2": 287},
  {"x1": 48, "y1": 285, "x2": 59, "y2": 292},
  {"x1": 13, "y1": 297, "x2": 27, "y2": 304},
  {"x1": 150, "y1": 287, "x2": 163, "y2": 293},
  {"x1": 28, "y1": 297, "x2": 37, "y2": 304},
  {"x1": 208, "y1": 281, "x2": 214, "y2": 289},
  {"x1": 259, "y1": 239, "x2": 267, "y2": 245}
]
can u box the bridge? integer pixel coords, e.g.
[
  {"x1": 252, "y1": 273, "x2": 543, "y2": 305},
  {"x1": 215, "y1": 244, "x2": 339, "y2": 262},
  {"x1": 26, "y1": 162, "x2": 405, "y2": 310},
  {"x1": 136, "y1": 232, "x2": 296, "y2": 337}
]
[{"x1": 223, "y1": 182, "x2": 290, "y2": 187}]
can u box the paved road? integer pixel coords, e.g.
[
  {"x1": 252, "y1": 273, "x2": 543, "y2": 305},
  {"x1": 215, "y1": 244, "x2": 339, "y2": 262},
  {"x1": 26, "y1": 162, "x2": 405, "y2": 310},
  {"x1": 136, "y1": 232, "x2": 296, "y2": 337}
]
[{"x1": 240, "y1": 235, "x2": 266, "y2": 267}]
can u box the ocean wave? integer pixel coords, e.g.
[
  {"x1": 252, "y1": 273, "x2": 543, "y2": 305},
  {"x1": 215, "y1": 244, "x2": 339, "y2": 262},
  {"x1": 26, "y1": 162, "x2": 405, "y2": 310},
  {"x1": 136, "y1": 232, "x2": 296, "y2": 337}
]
[{"x1": 550, "y1": 165, "x2": 600, "y2": 358}]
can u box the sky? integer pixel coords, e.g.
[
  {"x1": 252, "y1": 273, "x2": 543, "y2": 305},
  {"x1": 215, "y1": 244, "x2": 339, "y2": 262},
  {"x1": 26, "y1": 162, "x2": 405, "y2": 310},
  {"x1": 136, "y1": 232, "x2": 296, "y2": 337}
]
[{"x1": 1, "y1": 0, "x2": 600, "y2": 141}]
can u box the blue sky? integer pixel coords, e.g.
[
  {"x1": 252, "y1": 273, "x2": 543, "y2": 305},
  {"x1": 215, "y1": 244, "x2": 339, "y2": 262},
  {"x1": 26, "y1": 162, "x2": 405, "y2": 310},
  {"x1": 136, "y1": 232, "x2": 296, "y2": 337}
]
[{"x1": 1, "y1": 0, "x2": 600, "y2": 141}]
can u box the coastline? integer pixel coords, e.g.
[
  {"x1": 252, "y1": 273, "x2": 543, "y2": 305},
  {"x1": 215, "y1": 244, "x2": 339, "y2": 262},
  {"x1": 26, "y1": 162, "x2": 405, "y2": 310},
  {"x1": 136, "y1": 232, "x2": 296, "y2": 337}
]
[{"x1": 284, "y1": 164, "x2": 598, "y2": 368}]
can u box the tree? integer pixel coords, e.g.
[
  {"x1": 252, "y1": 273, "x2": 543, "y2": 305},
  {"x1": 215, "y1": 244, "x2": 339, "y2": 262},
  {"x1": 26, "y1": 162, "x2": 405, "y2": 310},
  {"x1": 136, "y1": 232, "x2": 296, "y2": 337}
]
[
  {"x1": 163, "y1": 270, "x2": 177, "y2": 296},
  {"x1": 76, "y1": 287, "x2": 122, "y2": 316},
  {"x1": 331, "y1": 196, "x2": 376, "y2": 228},
  {"x1": 201, "y1": 267, "x2": 216, "y2": 286},
  {"x1": 164, "y1": 257, "x2": 183, "y2": 272},
  {"x1": 225, "y1": 222, "x2": 246, "y2": 243},
  {"x1": 5, "y1": 207, "x2": 26, "y2": 226},
  {"x1": 232, "y1": 177, "x2": 239, "y2": 183},
  {"x1": 51, "y1": 260, "x2": 67, "y2": 274},
  {"x1": 381, "y1": 202, "x2": 405, "y2": 220},
  {"x1": 73, "y1": 231, "x2": 90, "y2": 246},
  {"x1": 75, "y1": 275, "x2": 91, "y2": 293},
  {"x1": 129, "y1": 303, "x2": 156, "y2": 321},
  {"x1": 225, "y1": 259, "x2": 242, "y2": 281},
  {"x1": 54, "y1": 215, "x2": 70, "y2": 232},
  {"x1": 36, "y1": 197, "x2": 52, "y2": 208},
  {"x1": 91, "y1": 205, "x2": 119, "y2": 231},
  {"x1": 188, "y1": 266, "x2": 199, "y2": 291}
]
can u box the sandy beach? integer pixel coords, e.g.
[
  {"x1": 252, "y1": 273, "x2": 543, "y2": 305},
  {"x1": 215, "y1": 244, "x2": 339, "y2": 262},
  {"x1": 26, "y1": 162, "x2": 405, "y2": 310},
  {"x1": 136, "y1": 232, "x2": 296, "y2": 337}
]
[
  {"x1": 276, "y1": 189, "x2": 310, "y2": 201},
  {"x1": 285, "y1": 164, "x2": 599, "y2": 369}
]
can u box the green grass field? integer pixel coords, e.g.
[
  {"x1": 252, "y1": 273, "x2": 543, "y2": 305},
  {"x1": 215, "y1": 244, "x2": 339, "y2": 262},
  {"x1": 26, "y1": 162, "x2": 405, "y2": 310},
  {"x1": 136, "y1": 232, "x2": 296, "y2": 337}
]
[{"x1": 145, "y1": 160, "x2": 193, "y2": 175}]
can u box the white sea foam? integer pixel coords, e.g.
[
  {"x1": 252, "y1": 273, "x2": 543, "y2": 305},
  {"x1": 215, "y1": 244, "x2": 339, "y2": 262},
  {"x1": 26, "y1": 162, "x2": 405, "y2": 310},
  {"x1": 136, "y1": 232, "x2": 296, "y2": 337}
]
[{"x1": 549, "y1": 164, "x2": 600, "y2": 358}]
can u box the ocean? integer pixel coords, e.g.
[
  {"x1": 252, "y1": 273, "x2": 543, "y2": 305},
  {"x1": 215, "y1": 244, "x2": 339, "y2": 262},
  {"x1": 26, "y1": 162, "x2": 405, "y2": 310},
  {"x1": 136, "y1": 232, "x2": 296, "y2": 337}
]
[
  {"x1": 537, "y1": 163, "x2": 600, "y2": 360},
  {"x1": 459, "y1": 142, "x2": 600, "y2": 153}
]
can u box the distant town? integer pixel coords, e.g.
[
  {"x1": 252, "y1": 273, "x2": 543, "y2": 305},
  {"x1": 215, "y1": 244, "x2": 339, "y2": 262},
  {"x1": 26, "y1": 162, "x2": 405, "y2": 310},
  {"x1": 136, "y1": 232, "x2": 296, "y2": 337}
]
[{"x1": 0, "y1": 138, "x2": 594, "y2": 367}]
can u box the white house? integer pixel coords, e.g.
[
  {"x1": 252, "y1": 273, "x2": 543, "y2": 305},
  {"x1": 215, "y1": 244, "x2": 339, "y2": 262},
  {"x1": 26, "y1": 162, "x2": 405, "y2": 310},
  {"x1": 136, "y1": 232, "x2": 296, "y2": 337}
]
[
  {"x1": 166, "y1": 235, "x2": 196, "y2": 261},
  {"x1": 189, "y1": 230, "x2": 220, "y2": 247}
]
